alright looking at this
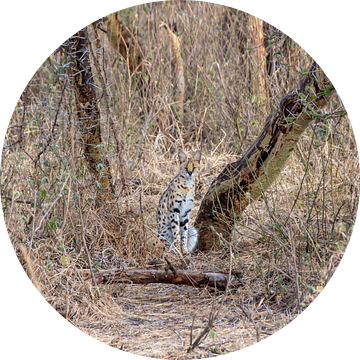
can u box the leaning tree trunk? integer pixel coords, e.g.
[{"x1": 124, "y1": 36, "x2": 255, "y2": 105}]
[
  {"x1": 195, "y1": 61, "x2": 336, "y2": 250},
  {"x1": 68, "y1": 30, "x2": 114, "y2": 202}
]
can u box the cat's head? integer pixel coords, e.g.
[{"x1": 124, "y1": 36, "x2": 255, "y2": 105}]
[{"x1": 178, "y1": 150, "x2": 201, "y2": 178}]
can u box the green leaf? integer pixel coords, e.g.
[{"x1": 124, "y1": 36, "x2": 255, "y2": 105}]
[
  {"x1": 48, "y1": 218, "x2": 59, "y2": 230},
  {"x1": 92, "y1": 268, "x2": 99, "y2": 273},
  {"x1": 40, "y1": 188, "x2": 47, "y2": 198},
  {"x1": 43, "y1": 160, "x2": 50, "y2": 167},
  {"x1": 59, "y1": 255, "x2": 70, "y2": 267},
  {"x1": 44, "y1": 259, "x2": 53, "y2": 269}
]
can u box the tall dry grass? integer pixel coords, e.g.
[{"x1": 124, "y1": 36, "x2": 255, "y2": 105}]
[{"x1": 1, "y1": 2, "x2": 358, "y2": 358}]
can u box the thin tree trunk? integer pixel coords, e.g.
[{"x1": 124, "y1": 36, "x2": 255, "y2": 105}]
[
  {"x1": 250, "y1": 16, "x2": 267, "y2": 107},
  {"x1": 195, "y1": 61, "x2": 336, "y2": 250},
  {"x1": 160, "y1": 21, "x2": 185, "y2": 118},
  {"x1": 68, "y1": 30, "x2": 114, "y2": 202},
  {"x1": 106, "y1": 13, "x2": 147, "y2": 97}
]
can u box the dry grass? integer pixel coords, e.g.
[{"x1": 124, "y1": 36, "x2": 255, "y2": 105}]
[{"x1": 1, "y1": 2, "x2": 358, "y2": 359}]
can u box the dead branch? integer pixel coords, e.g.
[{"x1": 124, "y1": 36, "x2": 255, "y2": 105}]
[{"x1": 81, "y1": 268, "x2": 240, "y2": 289}]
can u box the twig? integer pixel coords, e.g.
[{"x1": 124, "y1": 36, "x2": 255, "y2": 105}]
[
  {"x1": 285, "y1": 127, "x2": 316, "y2": 224},
  {"x1": 127, "y1": 106, "x2": 154, "y2": 175},
  {"x1": 35, "y1": 60, "x2": 72, "y2": 166},
  {"x1": 164, "y1": 256, "x2": 178, "y2": 276},
  {"x1": 69, "y1": 103, "x2": 99, "y2": 299},
  {"x1": 139, "y1": 191, "x2": 147, "y2": 241},
  {"x1": 20, "y1": 244, "x2": 42, "y2": 294},
  {"x1": 77, "y1": 197, "x2": 100, "y2": 298},
  {"x1": 173, "y1": 329, "x2": 184, "y2": 346},
  {"x1": 215, "y1": 63, "x2": 245, "y2": 147},
  {"x1": 189, "y1": 314, "x2": 196, "y2": 346},
  {"x1": 237, "y1": 297, "x2": 260, "y2": 342},
  {"x1": 187, "y1": 245, "x2": 233, "y2": 353},
  {"x1": 5, "y1": 196, "x2": 33, "y2": 204},
  {"x1": 18, "y1": 85, "x2": 29, "y2": 147}
]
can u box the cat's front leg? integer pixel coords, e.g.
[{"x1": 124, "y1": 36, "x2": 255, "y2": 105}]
[{"x1": 169, "y1": 211, "x2": 182, "y2": 254}]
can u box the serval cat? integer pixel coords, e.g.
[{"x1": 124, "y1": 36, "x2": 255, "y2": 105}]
[{"x1": 157, "y1": 150, "x2": 201, "y2": 255}]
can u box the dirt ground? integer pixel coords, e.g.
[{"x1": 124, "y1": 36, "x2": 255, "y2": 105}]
[{"x1": 44, "y1": 238, "x2": 323, "y2": 359}]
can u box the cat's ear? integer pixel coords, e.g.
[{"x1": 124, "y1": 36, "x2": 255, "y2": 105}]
[
  {"x1": 178, "y1": 150, "x2": 186, "y2": 163},
  {"x1": 193, "y1": 150, "x2": 201, "y2": 162}
]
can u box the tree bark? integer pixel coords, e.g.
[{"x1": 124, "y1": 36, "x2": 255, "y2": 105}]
[
  {"x1": 87, "y1": 269, "x2": 239, "y2": 290},
  {"x1": 68, "y1": 30, "x2": 114, "y2": 202},
  {"x1": 195, "y1": 61, "x2": 336, "y2": 250}
]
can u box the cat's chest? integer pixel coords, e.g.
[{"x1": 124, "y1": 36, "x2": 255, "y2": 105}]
[{"x1": 175, "y1": 191, "x2": 194, "y2": 213}]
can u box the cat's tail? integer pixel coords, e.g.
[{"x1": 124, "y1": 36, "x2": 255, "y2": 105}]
[{"x1": 187, "y1": 226, "x2": 198, "y2": 253}]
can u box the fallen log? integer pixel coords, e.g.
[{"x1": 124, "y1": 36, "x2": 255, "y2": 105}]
[{"x1": 90, "y1": 268, "x2": 240, "y2": 290}]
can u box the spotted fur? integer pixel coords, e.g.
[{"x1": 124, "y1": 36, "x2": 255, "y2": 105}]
[{"x1": 157, "y1": 150, "x2": 201, "y2": 255}]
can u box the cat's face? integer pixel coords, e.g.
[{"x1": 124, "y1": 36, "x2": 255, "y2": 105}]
[{"x1": 178, "y1": 150, "x2": 201, "y2": 178}]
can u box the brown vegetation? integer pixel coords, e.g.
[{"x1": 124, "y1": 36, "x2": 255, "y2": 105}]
[{"x1": 1, "y1": 2, "x2": 357, "y2": 359}]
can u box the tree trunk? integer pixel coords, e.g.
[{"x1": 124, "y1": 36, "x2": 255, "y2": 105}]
[
  {"x1": 106, "y1": 13, "x2": 147, "y2": 97},
  {"x1": 195, "y1": 62, "x2": 335, "y2": 250},
  {"x1": 68, "y1": 30, "x2": 114, "y2": 202},
  {"x1": 160, "y1": 21, "x2": 185, "y2": 118},
  {"x1": 250, "y1": 16, "x2": 267, "y2": 106}
]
